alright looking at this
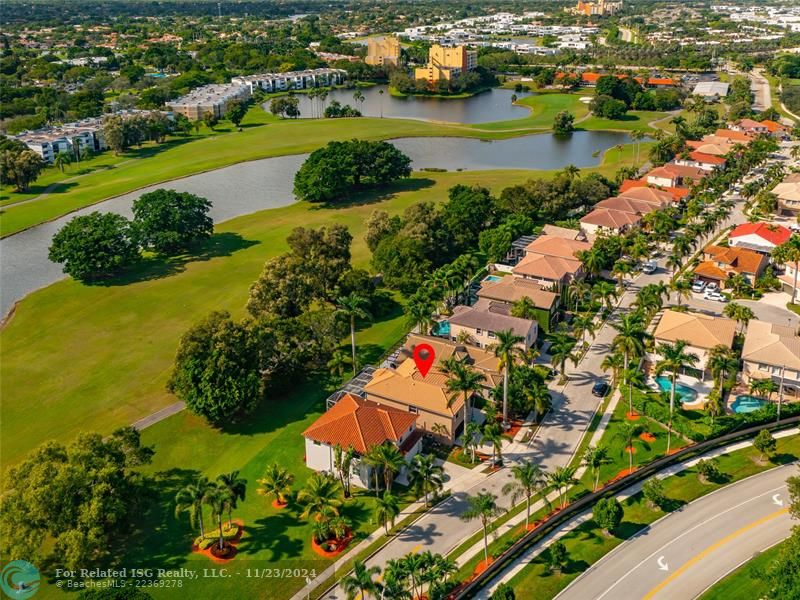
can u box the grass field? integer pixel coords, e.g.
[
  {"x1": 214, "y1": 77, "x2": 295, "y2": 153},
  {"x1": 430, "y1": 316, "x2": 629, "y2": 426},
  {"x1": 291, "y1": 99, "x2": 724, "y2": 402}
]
[
  {"x1": 697, "y1": 539, "x2": 784, "y2": 600},
  {"x1": 0, "y1": 96, "x2": 668, "y2": 237}
]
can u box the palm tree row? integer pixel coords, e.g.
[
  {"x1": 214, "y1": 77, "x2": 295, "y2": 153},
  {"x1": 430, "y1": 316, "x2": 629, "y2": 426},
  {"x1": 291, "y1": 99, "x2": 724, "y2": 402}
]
[
  {"x1": 343, "y1": 550, "x2": 457, "y2": 600},
  {"x1": 175, "y1": 471, "x2": 247, "y2": 551}
]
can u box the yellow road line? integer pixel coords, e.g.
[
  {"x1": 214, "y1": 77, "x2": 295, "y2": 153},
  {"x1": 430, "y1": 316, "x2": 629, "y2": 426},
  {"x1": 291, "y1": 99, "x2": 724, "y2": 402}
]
[{"x1": 643, "y1": 507, "x2": 789, "y2": 599}]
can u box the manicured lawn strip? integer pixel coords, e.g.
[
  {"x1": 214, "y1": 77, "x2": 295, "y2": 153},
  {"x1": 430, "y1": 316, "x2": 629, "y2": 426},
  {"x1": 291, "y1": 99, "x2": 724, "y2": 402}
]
[
  {"x1": 578, "y1": 110, "x2": 671, "y2": 133},
  {"x1": 0, "y1": 153, "x2": 642, "y2": 467},
  {"x1": 506, "y1": 434, "x2": 800, "y2": 599},
  {"x1": 469, "y1": 93, "x2": 591, "y2": 131},
  {"x1": 696, "y1": 539, "x2": 784, "y2": 600}
]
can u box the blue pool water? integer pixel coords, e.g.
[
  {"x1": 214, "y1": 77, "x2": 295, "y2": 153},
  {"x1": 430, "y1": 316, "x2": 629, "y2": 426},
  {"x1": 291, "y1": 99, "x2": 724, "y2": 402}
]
[
  {"x1": 654, "y1": 376, "x2": 699, "y2": 403},
  {"x1": 146, "y1": 72, "x2": 167, "y2": 78},
  {"x1": 484, "y1": 275, "x2": 503, "y2": 283},
  {"x1": 432, "y1": 320, "x2": 451, "y2": 337},
  {"x1": 731, "y1": 395, "x2": 767, "y2": 414}
]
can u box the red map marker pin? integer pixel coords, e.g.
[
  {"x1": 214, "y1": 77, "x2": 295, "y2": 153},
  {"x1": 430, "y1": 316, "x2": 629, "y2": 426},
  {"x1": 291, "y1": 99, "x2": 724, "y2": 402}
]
[{"x1": 412, "y1": 344, "x2": 436, "y2": 378}]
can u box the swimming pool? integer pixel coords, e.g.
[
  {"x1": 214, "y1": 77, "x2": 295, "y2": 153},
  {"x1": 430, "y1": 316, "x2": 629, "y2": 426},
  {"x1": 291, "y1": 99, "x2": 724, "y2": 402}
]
[
  {"x1": 731, "y1": 395, "x2": 767, "y2": 414},
  {"x1": 483, "y1": 275, "x2": 502, "y2": 283},
  {"x1": 654, "y1": 376, "x2": 699, "y2": 404},
  {"x1": 432, "y1": 320, "x2": 451, "y2": 337}
]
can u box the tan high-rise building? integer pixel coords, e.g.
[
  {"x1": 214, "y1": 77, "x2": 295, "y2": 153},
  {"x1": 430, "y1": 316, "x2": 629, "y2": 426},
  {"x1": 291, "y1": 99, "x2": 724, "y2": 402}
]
[
  {"x1": 365, "y1": 36, "x2": 401, "y2": 67},
  {"x1": 414, "y1": 44, "x2": 478, "y2": 83}
]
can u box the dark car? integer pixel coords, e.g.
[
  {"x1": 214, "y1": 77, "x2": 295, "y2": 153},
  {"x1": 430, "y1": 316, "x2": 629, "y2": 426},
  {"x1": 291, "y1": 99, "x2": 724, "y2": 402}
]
[{"x1": 592, "y1": 381, "x2": 610, "y2": 397}]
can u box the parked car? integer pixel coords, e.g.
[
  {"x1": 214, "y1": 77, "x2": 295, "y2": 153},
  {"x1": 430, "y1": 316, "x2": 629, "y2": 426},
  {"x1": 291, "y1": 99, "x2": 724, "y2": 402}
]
[
  {"x1": 704, "y1": 290, "x2": 728, "y2": 302},
  {"x1": 641, "y1": 260, "x2": 658, "y2": 274},
  {"x1": 691, "y1": 280, "x2": 706, "y2": 293},
  {"x1": 705, "y1": 282, "x2": 718, "y2": 293},
  {"x1": 592, "y1": 381, "x2": 610, "y2": 397}
]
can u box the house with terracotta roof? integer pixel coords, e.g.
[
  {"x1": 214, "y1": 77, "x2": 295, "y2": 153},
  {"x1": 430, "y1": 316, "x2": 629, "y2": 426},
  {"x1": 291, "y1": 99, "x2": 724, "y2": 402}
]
[
  {"x1": 674, "y1": 150, "x2": 727, "y2": 172},
  {"x1": 694, "y1": 245, "x2": 768, "y2": 288},
  {"x1": 741, "y1": 321, "x2": 800, "y2": 400},
  {"x1": 651, "y1": 310, "x2": 736, "y2": 379},
  {"x1": 773, "y1": 177, "x2": 800, "y2": 217},
  {"x1": 396, "y1": 334, "x2": 503, "y2": 389},
  {"x1": 580, "y1": 206, "x2": 643, "y2": 236},
  {"x1": 730, "y1": 118, "x2": 769, "y2": 135},
  {"x1": 761, "y1": 120, "x2": 790, "y2": 140},
  {"x1": 302, "y1": 393, "x2": 422, "y2": 488},
  {"x1": 511, "y1": 235, "x2": 591, "y2": 289},
  {"x1": 477, "y1": 276, "x2": 559, "y2": 333},
  {"x1": 449, "y1": 298, "x2": 538, "y2": 351},
  {"x1": 597, "y1": 196, "x2": 664, "y2": 215},
  {"x1": 685, "y1": 140, "x2": 735, "y2": 156},
  {"x1": 728, "y1": 222, "x2": 792, "y2": 255},
  {"x1": 714, "y1": 128, "x2": 754, "y2": 143},
  {"x1": 617, "y1": 186, "x2": 673, "y2": 208},
  {"x1": 619, "y1": 179, "x2": 689, "y2": 203},
  {"x1": 646, "y1": 164, "x2": 707, "y2": 189},
  {"x1": 363, "y1": 359, "x2": 468, "y2": 444}
]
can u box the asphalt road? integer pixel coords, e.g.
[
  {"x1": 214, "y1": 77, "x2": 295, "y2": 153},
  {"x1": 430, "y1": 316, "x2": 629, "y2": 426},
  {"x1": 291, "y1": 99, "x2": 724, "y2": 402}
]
[{"x1": 556, "y1": 462, "x2": 798, "y2": 600}]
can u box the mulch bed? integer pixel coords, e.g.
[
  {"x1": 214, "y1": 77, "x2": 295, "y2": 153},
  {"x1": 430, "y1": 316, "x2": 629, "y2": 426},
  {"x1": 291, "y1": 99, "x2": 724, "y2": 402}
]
[
  {"x1": 608, "y1": 467, "x2": 636, "y2": 483},
  {"x1": 640, "y1": 432, "x2": 656, "y2": 443},
  {"x1": 192, "y1": 519, "x2": 244, "y2": 564},
  {"x1": 625, "y1": 445, "x2": 637, "y2": 454},
  {"x1": 271, "y1": 499, "x2": 288, "y2": 509},
  {"x1": 625, "y1": 411, "x2": 641, "y2": 421},
  {"x1": 311, "y1": 530, "x2": 353, "y2": 558},
  {"x1": 473, "y1": 557, "x2": 495, "y2": 577}
]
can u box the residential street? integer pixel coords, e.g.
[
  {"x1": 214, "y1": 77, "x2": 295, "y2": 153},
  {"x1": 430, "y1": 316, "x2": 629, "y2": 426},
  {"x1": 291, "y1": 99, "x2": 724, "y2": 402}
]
[{"x1": 555, "y1": 463, "x2": 797, "y2": 600}]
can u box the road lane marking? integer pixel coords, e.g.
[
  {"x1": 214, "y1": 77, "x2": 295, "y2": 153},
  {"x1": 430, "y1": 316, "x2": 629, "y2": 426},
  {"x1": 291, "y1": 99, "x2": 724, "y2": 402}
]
[
  {"x1": 592, "y1": 484, "x2": 786, "y2": 600},
  {"x1": 642, "y1": 507, "x2": 789, "y2": 600}
]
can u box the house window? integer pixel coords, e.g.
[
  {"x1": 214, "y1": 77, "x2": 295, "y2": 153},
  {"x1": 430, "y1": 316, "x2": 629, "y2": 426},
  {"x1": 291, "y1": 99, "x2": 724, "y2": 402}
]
[
  {"x1": 476, "y1": 328, "x2": 482, "y2": 335},
  {"x1": 408, "y1": 406, "x2": 418, "y2": 414},
  {"x1": 313, "y1": 441, "x2": 321, "y2": 446},
  {"x1": 487, "y1": 331, "x2": 495, "y2": 338}
]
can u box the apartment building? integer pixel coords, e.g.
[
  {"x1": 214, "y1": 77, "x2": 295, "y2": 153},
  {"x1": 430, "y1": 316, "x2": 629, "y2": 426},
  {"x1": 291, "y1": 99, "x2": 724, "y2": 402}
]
[
  {"x1": 365, "y1": 36, "x2": 401, "y2": 67},
  {"x1": 414, "y1": 44, "x2": 477, "y2": 83},
  {"x1": 232, "y1": 68, "x2": 347, "y2": 94},
  {"x1": 167, "y1": 83, "x2": 252, "y2": 120}
]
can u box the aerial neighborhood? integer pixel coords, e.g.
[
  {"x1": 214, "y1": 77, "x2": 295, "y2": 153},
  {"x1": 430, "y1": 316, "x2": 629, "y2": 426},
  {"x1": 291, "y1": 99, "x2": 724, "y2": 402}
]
[{"x1": 1, "y1": 1, "x2": 800, "y2": 600}]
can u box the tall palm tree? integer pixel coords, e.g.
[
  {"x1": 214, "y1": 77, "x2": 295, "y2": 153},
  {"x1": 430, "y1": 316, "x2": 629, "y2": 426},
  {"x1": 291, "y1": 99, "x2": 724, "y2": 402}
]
[
  {"x1": 502, "y1": 459, "x2": 547, "y2": 528},
  {"x1": 562, "y1": 164, "x2": 580, "y2": 180},
  {"x1": 327, "y1": 350, "x2": 352, "y2": 379},
  {"x1": 749, "y1": 377, "x2": 778, "y2": 400},
  {"x1": 353, "y1": 90, "x2": 365, "y2": 113},
  {"x1": 572, "y1": 312, "x2": 597, "y2": 349},
  {"x1": 460, "y1": 492, "x2": 505, "y2": 563},
  {"x1": 217, "y1": 471, "x2": 247, "y2": 527},
  {"x1": 489, "y1": 328, "x2": 525, "y2": 428},
  {"x1": 257, "y1": 463, "x2": 295, "y2": 506},
  {"x1": 336, "y1": 293, "x2": 372, "y2": 375},
  {"x1": 655, "y1": 340, "x2": 699, "y2": 453},
  {"x1": 593, "y1": 280, "x2": 619, "y2": 312},
  {"x1": 629, "y1": 128, "x2": 645, "y2": 166},
  {"x1": 567, "y1": 278, "x2": 591, "y2": 312},
  {"x1": 723, "y1": 302, "x2": 754, "y2": 334},
  {"x1": 482, "y1": 422, "x2": 504, "y2": 464},
  {"x1": 442, "y1": 356, "x2": 486, "y2": 428},
  {"x1": 612, "y1": 313, "x2": 649, "y2": 415},
  {"x1": 707, "y1": 344, "x2": 739, "y2": 394},
  {"x1": 670, "y1": 278, "x2": 692, "y2": 308},
  {"x1": 404, "y1": 295, "x2": 436, "y2": 334},
  {"x1": 582, "y1": 445, "x2": 612, "y2": 491},
  {"x1": 616, "y1": 421, "x2": 644, "y2": 473},
  {"x1": 546, "y1": 465, "x2": 578, "y2": 509},
  {"x1": 204, "y1": 484, "x2": 233, "y2": 550},
  {"x1": 374, "y1": 443, "x2": 405, "y2": 492},
  {"x1": 578, "y1": 248, "x2": 604, "y2": 278},
  {"x1": 361, "y1": 444, "x2": 384, "y2": 495},
  {"x1": 342, "y1": 560, "x2": 381, "y2": 600},
  {"x1": 402, "y1": 553, "x2": 425, "y2": 599},
  {"x1": 705, "y1": 390, "x2": 725, "y2": 427},
  {"x1": 549, "y1": 327, "x2": 579, "y2": 377},
  {"x1": 525, "y1": 380, "x2": 552, "y2": 422},
  {"x1": 601, "y1": 352, "x2": 625, "y2": 389},
  {"x1": 461, "y1": 421, "x2": 482, "y2": 463},
  {"x1": 612, "y1": 260, "x2": 633, "y2": 292},
  {"x1": 175, "y1": 476, "x2": 214, "y2": 539},
  {"x1": 297, "y1": 472, "x2": 343, "y2": 521},
  {"x1": 375, "y1": 491, "x2": 400, "y2": 534},
  {"x1": 53, "y1": 151, "x2": 71, "y2": 173},
  {"x1": 408, "y1": 453, "x2": 444, "y2": 506},
  {"x1": 378, "y1": 88, "x2": 385, "y2": 118}
]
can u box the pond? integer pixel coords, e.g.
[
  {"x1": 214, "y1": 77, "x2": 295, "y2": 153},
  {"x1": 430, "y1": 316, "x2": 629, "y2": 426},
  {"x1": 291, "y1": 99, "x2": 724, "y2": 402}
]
[
  {"x1": 0, "y1": 130, "x2": 628, "y2": 315},
  {"x1": 269, "y1": 85, "x2": 532, "y2": 124}
]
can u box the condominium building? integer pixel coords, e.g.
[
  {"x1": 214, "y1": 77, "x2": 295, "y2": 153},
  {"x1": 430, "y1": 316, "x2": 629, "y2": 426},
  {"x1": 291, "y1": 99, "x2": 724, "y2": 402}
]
[
  {"x1": 231, "y1": 68, "x2": 347, "y2": 94},
  {"x1": 570, "y1": 0, "x2": 623, "y2": 16},
  {"x1": 365, "y1": 36, "x2": 401, "y2": 67},
  {"x1": 414, "y1": 44, "x2": 477, "y2": 83},
  {"x1": 167, "y1": 83, "x2": 252, "y2": 120}
]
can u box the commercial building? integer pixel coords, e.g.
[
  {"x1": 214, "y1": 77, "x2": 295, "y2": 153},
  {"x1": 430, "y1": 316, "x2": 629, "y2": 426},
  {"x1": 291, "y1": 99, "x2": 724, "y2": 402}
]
[
  {"x1": 232, "y1": 68, "x2": 347, "y2": 94},
  {"x1": 692, "y1": 81, "x2": 730, "y2": 99},
  {"x1": 167, "y1": 83, "x2": 251, "y2": 120},
  {"x1": 741, "y1": 321, "x2": 800, "y2": 400},
  {"x1": 414, "y1": 44, "x2": 477, "y2": 83},
  {"x1": 365, "y1": 36, "x2": 401, "y2": 67}
]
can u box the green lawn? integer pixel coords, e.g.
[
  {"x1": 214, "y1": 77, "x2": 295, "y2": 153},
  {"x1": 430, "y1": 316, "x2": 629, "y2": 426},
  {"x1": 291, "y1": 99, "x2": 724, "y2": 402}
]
[
  {"x1": 469, "y1": 93, "x2": 591, "y2": 131},
  {"x1": 697, "y1": 539, "x2": 784, "y2": 600},
  {"x1": 507, "y1": 434, "x2": 800, "y2": 599},
  {"x1": 578, "y1": 110, "x2": 671, "y2": 133}
]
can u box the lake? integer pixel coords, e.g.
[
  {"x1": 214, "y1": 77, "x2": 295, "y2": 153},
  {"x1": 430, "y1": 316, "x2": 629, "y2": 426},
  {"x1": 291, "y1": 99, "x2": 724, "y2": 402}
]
[
  {"x1": 270, "y1": 85, "x2": 531, "y2": 124},
  {"x1": 0, "y1": 131, "x2": 628, "y2": 314}
]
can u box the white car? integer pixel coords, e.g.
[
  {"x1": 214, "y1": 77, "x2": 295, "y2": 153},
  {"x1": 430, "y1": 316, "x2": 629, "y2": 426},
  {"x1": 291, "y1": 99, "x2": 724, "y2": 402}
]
[
  {"x1": 704, "y1": 290, "x2": 728, "y2": 303},
  {"x1": 641, "y1": 260, "x2": 658, "y2": 274},
  {"x1": 705, "y1": 282, "x2": 718, "y2": 293},
  {"x1": 691, "y1": 280, "x2": 706, "y2": 293}
]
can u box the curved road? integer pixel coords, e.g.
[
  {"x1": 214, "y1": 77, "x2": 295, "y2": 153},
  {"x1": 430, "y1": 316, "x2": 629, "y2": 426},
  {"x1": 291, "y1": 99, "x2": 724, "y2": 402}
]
[{"x1": 556, "y1": 463, "x2": 797, "y2": 600}]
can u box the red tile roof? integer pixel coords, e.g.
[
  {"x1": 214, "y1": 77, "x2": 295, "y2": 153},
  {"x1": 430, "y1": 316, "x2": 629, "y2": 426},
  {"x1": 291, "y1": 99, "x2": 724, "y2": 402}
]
[
  {"x1": 688, "y1": 151, "x2": 726, "y2": 165},
  {"x1": 714, "y1": 128, "x2": 753, "y2": 142},
  {"x1": 761, "y1": 120, "x2": 789, "y2": 133},
  {"x1": 729, "y1": 222, "x2": 792, "y2": 246},
  {"x1": 619, "y1": 179, "x2": 688, "y2": 202},
  {"x1": 647, "y1": 77, "x2": 675, "y2": 86},
  {"x1": 302, "y1": 393, "x2": 417, "y2": 454}
]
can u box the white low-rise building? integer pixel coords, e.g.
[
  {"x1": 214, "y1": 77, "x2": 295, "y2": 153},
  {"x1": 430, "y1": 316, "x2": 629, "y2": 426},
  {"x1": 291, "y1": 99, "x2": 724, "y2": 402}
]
[{"x1": 232, "y1": 68, "x2": 347, "y2": 93}]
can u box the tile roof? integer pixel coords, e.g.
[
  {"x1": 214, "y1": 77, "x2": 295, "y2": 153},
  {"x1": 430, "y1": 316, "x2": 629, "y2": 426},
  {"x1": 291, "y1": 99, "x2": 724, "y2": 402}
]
[
  {"x1": 703, "y1": 244, "x2": 768, "y2": 275},
  {"x1": 617, "y1": 186, "x2": 673, "y2": 207},
  {"x1": 524, "y1": 235, "x2": 593, "y2": 260},
  {"x1": 647, "y1": 164, "x2": 707, "y2": 182},
  {"x1": 541, "y1": 224, "x2": 585, "y2": 240},
  {"x1": 736, "y1": 118, "x2": 765, "y2": 130},
  {"x1": 729, "y1": 222, "x2": 792, "y2": 247},
  {"x1": 742, "y1": 321, "x2": 800, "y2": 370},
  {"x1": 580, "y1": 207, "x2": 642, "y2": 230},
  {"x1": 302, "y1": 393, "x2": 418, "y2": 454},
  {"x1": 512, "y1": 252, "x2": 582, "y2": 281},
  {"x1": 688, "y1": 151, "x2": 726, "y2": 165},
  {"x1": 653, "y1": 310, "x2": 736, "y2": 350},
  {"x1": 596, "y1": 196, "x2": 662, "y2": 215},
  {"x1": 714, "y1": 128, "x2": 754, "y2": 142},
  {"x1": 477, "y1": 276, "x2": 558, "y2": 310},
  {"x1": 449, "y1": 299, "x2": 538, "y2": 339},
  {"x1": 364, "y1": 360, "x2": 465, "y2": 417},
  {"x1": 761, "y1": 120, "x2": 788, "y2": 133},
  {"x1": 773, "y1": 181, "x2": 800, "y2": 201},
  {"x1": 399, "y1": 334, "x2": 503, "y2": 385}
]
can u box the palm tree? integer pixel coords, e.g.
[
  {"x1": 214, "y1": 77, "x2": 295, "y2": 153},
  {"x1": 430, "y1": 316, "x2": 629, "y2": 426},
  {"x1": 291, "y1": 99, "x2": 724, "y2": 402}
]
[
  {"x1": 502, "y1": 459, "x2": 547, "y2": 528},
  {"x1": 378, "y1": 88, "x2": 385, "y2": 118},
  {"x1": 572, "y1": 312, "x2": 597, "y2": 349},
  {"x1": 408, "y1": 453, "x2": 444, "y2": 506},
  {"x1": 629, "y1": 128, "x2": 645, "y2": 166},
  {"x1": 582, "y1": 445, "x2": 612, "y2": 491},
  {"x1": 525, "y1": 380, "x2": 552, "y2": 423},
  {"x1": 374, "y1": 442, "x2": 405, "y2": 492},
  {"x1": 327, "y1": 350, "x2": 353, "y2": 379},
  {"x1": 482, "y1": 422, "x2": 504, "y2": 464},
  {"x1": 460, "y1": 492, "x2": 504, "y2": 563},
  {"x1": 404, "y1": 295, "x2": 436, "y2": 334},
  {"x1": 723, "y1": 302, "x2": 754, "y2": 334},
  {"x1": 601, "y1": 352, "x2": 625, "y2": 389},
  {"x1": 549, "y1": 327, "x2": 579, "y2": 377},
  {"x1": 578, "y1": 248, "x2": 604, "y2": 278},
  {"x1": 204, "y1": 484, "x2": 233, "y2": 550},
  {"x1": 353, "y1": 90, "x2": 365, "y2": 113},
  {"x1": 297, "y1": 472, "x2": 343, "y2": 521},
  {"x1": 546, "y1": 465, "x2": 578, "y2": 509},
  {"x1": 567, "y1": 279, "x2": 591, "y2": 312},
  {"x1": 489, "y1": 328, "x2": 525, "y2": 428},
  {"x1": 461, "y1": 421, "x2": 482, "y2": 463},
  {"x1": 655, "y1": 340, "x2": 700, "y2": 453},
  {"x1": 707, "y1": 344, "x2": 739, "y2": 394},
  {"x1": 442, "y1": 356, "x2": 486, "y2": 428},
  {"x1": 361, "y1": 444, "x2": 385, "y2": 495},
  {"x1": 768, "y1": 239, "x2": 798, "y2": 299},
  {"x1": 612, "y1": 313, "x2": 649, "y2": 415},
  {"x1": 511, "y1": 296, "x2": 538, "y2": 320},
  {"x1": 593, "y1": 280, "x2": 619, "y2": 312},
  {"x1": 749, "y1": 377, "x2": 778, "y2": 400},
  {"x1": 616, "y1": 421, "x2": 644, "y2": 473},
  {"x1": 670, "y1": 278, "x2": 692, "y2": 308},
  {"x1": 217, "y1": 471, "x2": 247, "y2": 528},
  {"x1": 175, "y1": 476, "x2": 214, "y2": 539},
  {"x1": 336, "y1": 293, "x2": 372, "y2": 375},
  {"x1": 666, "y1": 252, "x2": 682, "y2": 275},
  {"x1": 333, "y1": 444, "x2": 357, "y2": 498},
  {"x1": 53, "y1": 151, "x2": 71, "y2": 173},
  {"x1": 257, "y1": 463, "x2": 295, "y2": 506},
  {"x1": 342, "y1": 560, "x2": 381, "y2": 600},
  {"x1": 562, "y1": 164, "x2": 580, "y2": 180},
  {"x1": 375, "y1": 491, "x2": 400, "y2": 534},
  {"x1": 705, "y1": 390, "x2": 725, "y2": 427},
  {"x1": 612, "y1": 260, "x2": 632, "y2": 292}
]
